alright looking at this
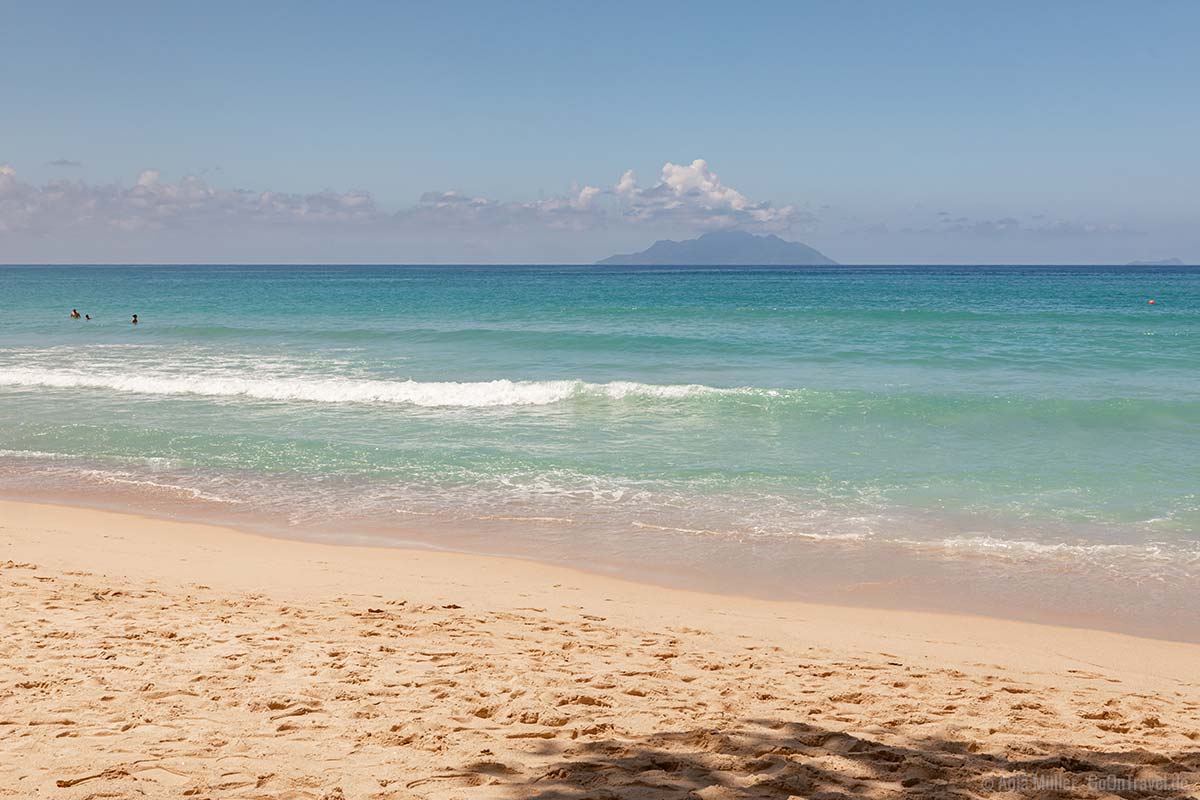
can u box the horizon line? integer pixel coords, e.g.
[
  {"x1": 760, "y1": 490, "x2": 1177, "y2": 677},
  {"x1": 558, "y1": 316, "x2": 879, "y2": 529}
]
[{"x1": 0, "y1": 262, "x2": 1196, "y2": 268}]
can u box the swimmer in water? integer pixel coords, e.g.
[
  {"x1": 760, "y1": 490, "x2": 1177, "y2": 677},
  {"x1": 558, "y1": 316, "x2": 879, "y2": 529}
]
[
  {"x1": 70, "y1": 309, "x2": 81, "y2": 319},
  {"x1": 131, "y1": 314, "x2": 138, "y2": 325},
  {"x1": 85, "y1": 314, "x2": 91, "y2": 320}
]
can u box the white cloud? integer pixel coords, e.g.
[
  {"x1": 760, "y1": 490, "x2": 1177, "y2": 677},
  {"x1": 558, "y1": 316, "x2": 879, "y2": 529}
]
[
  {"x1": 615, "y1": 169, "x2": 638, "y2": 197},
  {"x1": 401, "y1": 184, "x2": 604, "y2": 232},
  {"x1": 0, "y1": 164, "x2": 380, "y2": 235},
  {"x1": 611, "y1": 159, "x2": 809, "y2": 230},
  {"x1": 6, "y1": 158, "x2": 1164, "y2": 268},
  {"x1": 402, "y1": 159, "x2": 811, "y2": 234},
  {"x1": 0, "y1": 158, "x2": 809, "y2": 243},
  {"x1": 2, "y1": 157, "x2": 1184, "y2": 266}
]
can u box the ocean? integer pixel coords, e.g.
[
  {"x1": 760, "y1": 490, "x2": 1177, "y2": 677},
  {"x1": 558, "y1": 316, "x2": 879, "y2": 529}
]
[{"x1": 1, "y1": 264, "x2": 1197, "y2": 637}]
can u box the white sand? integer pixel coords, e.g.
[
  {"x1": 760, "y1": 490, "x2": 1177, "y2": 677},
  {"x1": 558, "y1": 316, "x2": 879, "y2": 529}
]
[{"x1": 2, "y1": 500, "x2": 1198, "y2": 798}]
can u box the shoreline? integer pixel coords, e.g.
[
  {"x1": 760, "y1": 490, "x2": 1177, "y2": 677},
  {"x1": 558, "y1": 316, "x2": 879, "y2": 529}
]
[
  {"x1": 3, "y1": 485, "x2": 1198, "y2": 644},
  {"x1": 3, "y1": 499, "x2": 1199, "y2": 798},
  {"x1": 3, "y1": 497, "x2": 1199, "y2": 678}
]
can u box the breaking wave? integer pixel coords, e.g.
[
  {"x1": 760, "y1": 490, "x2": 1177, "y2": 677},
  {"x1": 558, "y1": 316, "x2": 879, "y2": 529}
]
[{"x1": 0, "y1": 367, "x2": 774, "y2": 408}]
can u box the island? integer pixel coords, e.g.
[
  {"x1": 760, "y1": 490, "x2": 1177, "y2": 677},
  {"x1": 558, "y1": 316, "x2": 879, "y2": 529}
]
[{"x1": 597, "y1": 230, "x2": 838, "y2": 266}]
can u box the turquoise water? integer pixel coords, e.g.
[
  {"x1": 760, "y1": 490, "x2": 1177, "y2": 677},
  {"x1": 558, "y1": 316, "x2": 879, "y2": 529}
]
[{"x1": 1, "y1": 265, "x2": 1197, "y2": 635}]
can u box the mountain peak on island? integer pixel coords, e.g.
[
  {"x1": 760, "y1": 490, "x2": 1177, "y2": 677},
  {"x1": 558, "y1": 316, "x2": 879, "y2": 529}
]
[{"x1": 596, "y1": 230, "x2": 838, "y2": 266}]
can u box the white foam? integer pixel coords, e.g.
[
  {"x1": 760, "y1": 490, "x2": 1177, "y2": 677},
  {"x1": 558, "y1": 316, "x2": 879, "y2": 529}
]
[
  {"x1": 0, "y1": 448, "x2": 80, "y2": 460},
  {"x1": 923, "y1": 534, "x2": 1175, "y2": 560},
  {"x1": 70, "y1": 469, "x2": 241, "y2": 504},
  {"x1": 632, "y1": 520, "x2": 733, "y2": 536},
  {"x1": 0, "y1": 367, "x2": 762, "y2": 408},
  {"x1": 0, "y1": 449, "x2": 177, "y2": 468}
]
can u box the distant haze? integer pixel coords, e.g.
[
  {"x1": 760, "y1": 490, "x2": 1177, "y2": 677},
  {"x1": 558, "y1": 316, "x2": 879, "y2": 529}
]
[{"x1": 1126, "y1": 258, "x2": 1186, "y2": 267}]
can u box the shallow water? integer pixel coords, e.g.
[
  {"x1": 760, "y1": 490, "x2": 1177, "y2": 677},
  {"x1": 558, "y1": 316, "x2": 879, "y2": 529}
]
[{"x1": 1, "y1": 265, "x2": 1197, "y2": 637}]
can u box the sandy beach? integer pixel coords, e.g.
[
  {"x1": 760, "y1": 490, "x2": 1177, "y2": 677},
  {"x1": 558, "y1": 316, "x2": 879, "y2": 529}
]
[{"x1": 2, "y1": 499, "x2": 1198, "y2": 799}]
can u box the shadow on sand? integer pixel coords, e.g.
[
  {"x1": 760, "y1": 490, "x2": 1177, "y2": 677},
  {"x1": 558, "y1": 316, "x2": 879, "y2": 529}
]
[{"x1": 495, "y1": 720, "x2": 1198, "y2": 799}]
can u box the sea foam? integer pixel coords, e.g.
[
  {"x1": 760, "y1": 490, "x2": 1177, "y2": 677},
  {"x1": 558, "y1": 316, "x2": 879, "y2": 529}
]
[{"x1": 0, "y1": 367, "x2": 767, "y2": 408}]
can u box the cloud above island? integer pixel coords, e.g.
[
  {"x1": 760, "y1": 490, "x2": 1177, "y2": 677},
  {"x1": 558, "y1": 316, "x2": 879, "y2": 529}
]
[
  {"x1": 396, "y1": 159, "x2": 812, "y2": 234},
  {"x1": 0, "y1": 158, "x2": 808, "y2": 241},
  {"x1": 0, "y1": 159, "x2": 1174, "y2": 264}
]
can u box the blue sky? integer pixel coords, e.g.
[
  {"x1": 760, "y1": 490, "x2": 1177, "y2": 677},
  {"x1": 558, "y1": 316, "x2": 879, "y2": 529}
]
[{"x1": 2, "y1": 1, "x2": 1197, "y2": 263}]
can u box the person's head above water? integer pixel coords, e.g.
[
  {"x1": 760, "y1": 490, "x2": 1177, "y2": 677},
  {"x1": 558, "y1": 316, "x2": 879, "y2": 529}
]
[{"x1": 131, "y1": 314, "x2": 138, "y2": 324}]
